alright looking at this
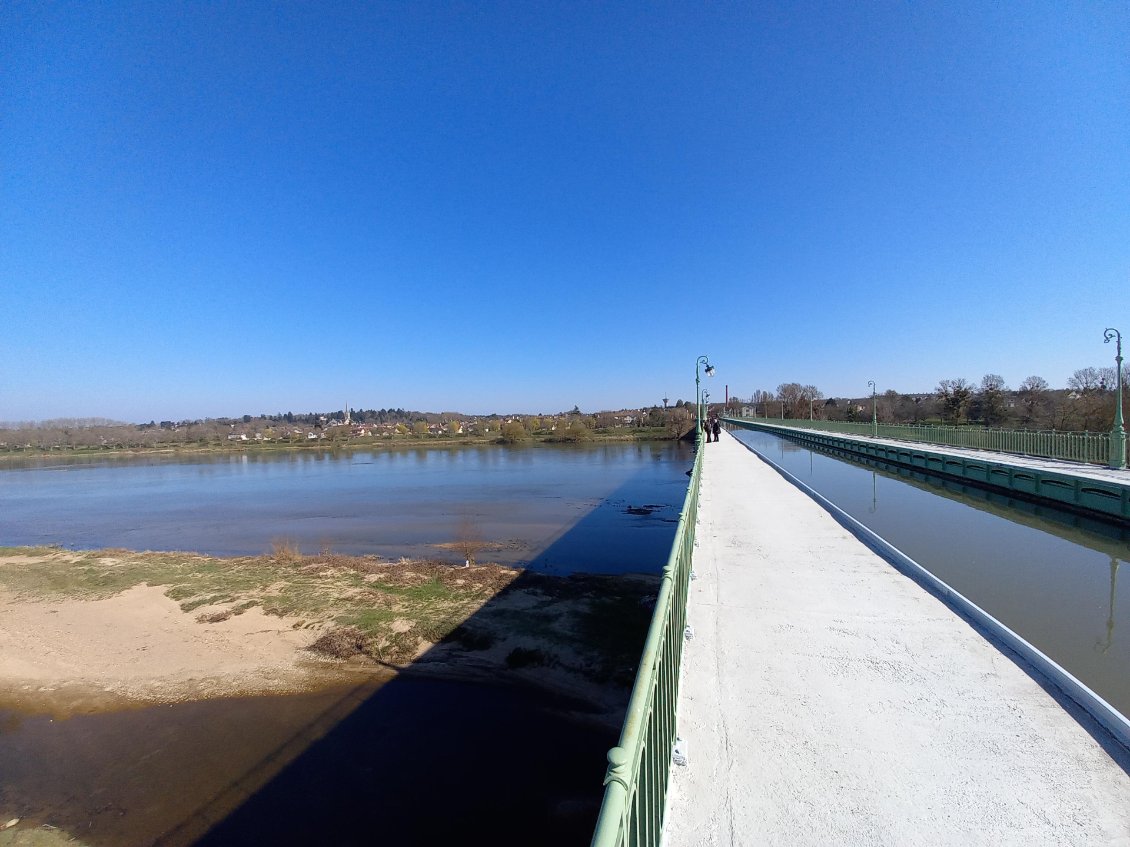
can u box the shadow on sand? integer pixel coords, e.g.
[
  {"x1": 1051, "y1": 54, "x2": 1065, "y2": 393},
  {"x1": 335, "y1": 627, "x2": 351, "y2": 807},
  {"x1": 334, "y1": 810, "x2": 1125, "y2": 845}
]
[{"x1": 157, "y1": 473, "x2": 687, "y2": 846}]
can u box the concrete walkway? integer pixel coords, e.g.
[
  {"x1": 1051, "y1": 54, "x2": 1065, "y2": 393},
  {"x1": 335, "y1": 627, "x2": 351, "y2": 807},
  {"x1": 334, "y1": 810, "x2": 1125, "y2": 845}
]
[
  {"x1": 663, "y1": 431, "x2": 1130, "y2": 847},
  {"x1": 736, "y1": 419, "x2": 1128, "y2": 485}
]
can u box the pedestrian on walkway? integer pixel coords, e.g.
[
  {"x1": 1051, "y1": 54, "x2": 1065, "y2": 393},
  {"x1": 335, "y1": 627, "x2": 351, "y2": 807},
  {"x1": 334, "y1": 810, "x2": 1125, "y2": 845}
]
[{"x1": 711, "y1": 416, "x2": 721, "y2": 442}]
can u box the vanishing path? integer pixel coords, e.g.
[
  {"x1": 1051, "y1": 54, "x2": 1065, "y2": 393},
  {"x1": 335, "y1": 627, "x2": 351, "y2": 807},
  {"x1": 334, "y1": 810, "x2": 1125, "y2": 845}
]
[{"x1": 663, "y1": 430, "x2": 1130, "y2": 846}]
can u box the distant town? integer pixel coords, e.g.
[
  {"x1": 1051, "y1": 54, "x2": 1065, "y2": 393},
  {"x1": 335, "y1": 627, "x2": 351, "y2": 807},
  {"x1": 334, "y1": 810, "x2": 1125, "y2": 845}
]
[{"x1": 2, "y1": 367, "x2": 1126, "y2": 454}]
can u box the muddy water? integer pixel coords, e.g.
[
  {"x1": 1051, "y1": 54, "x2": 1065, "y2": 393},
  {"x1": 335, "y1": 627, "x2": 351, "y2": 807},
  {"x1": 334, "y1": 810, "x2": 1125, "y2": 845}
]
[
  {"x1": 0, "y1": 681, "x2": 378, "y2": 845},
  {"x1": 0, "y1": 673, "x2": 617, "y2": 846}
]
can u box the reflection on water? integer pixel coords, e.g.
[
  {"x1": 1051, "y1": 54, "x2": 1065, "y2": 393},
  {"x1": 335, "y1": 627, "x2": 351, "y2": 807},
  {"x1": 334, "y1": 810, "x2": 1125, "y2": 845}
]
[
  {"x1": 1101, "y1": 557, "x2": 1120, "y2": 655},
  {"x1": 731, "y1": 428, "x2": 1130, "y2": 720},
  {"x1": 0, "y1": 442, "x2": 693, "y2": 574}
]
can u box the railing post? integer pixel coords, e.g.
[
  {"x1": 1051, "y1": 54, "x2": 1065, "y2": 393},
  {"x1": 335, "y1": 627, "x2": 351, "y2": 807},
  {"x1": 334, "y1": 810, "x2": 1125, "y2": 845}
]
[{"x1": 1105, "y1": 328, "x2": 1126, "y2": 469}]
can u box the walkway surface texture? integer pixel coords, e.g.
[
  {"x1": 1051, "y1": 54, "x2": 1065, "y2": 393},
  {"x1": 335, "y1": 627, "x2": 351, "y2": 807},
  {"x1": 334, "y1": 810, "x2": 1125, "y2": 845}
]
[{"x1": 663, "y1": 430, "x2": 1130, "y2": 847}]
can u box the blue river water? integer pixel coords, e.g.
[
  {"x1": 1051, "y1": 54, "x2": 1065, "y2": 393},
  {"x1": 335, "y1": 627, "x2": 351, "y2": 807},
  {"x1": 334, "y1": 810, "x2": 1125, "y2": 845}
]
[
  {"x1": 731, "y1": 427, "x2": 1130, "y2": 720},
  {"x1": 0, "y1": 442, "x2": 694, "y2": 574}
]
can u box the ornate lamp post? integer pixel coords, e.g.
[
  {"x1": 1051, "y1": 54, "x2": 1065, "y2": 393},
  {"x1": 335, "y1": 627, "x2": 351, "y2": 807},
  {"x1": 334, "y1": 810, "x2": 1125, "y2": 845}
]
[
  {"x1": 695, "y1": 355, "x2": 715, "y2": 444},
  {"x1": 868, "y1": 380, "x2": 877, "y2": 437},
  {"x1": 1104, "y1": 328, "x2": 1126, "y2": 469}
]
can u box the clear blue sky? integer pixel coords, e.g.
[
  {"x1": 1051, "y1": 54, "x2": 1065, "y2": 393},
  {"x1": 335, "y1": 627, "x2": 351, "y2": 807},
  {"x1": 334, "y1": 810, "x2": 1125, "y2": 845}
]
[{"x1": 3, "y1": 1, "x2": 1127, "y2": 422}]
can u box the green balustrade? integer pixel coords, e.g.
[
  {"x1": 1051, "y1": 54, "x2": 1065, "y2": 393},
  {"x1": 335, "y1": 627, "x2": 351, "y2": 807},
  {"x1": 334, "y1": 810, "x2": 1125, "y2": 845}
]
[
  {"x1": 590, "y1": 438, "x2": 702, "y2": 847},
  {"x1": 730, "y1": 418, "x2": 1121, "y2": 467}
]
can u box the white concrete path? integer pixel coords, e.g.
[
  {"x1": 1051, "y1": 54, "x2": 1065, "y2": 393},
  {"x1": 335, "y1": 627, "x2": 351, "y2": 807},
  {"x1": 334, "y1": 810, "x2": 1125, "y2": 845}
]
[
  {"x1": 737, "y1": 420, "x2": 1129, "y2": 485},
  {"x1": 664, "y1": 431, "x2": 1130, "y2": 847}
]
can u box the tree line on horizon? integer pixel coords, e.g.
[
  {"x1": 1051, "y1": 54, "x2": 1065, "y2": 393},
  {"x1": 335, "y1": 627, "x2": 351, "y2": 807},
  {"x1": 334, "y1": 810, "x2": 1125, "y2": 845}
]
[
  {"x1": 0, "y1": 404, "x2": 700, "y2": 452},
  {"x1": 4, "y1": 362, "x2": 1127, "y2": 450},
  {"x1": 731, "y1": 365, "x2": 1128, "y2": 432}
]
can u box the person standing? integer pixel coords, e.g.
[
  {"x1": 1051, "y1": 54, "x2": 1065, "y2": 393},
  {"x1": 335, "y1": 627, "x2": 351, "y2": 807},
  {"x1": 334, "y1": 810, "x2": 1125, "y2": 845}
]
[{"x1": 711, "y1": 416, "x2": 721, "y2": 443}]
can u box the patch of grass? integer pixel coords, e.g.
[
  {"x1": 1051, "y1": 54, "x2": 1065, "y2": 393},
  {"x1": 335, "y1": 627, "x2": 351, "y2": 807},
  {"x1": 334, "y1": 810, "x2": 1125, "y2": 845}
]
[
  {"x1": 341, "y1": 607, "x2": 397, "y2": 632},
  {"x1": 415, "y1": 613, "x2": 465, "y2": 644},
  {"x1": 179, "y1": 593, "x2": 233, "y2": 612},
  {"x1": 0, "y1": 545, "x2": 63, "y2": 556}
]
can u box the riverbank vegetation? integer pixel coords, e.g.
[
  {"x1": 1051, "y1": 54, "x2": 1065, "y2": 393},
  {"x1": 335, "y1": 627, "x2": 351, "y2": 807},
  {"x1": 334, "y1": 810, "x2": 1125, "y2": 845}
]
[
  {"x1": 0, "y1": 405, "x2": 694, "y2": 457},
  {"x1": 0, "y1": 545, "x2": 657, "y2": 706}
]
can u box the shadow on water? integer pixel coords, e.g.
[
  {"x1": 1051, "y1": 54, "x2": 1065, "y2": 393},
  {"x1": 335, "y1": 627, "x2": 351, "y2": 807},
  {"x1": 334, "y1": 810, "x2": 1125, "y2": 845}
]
[
  {"x1": 185, "y1": 658, "x2": 612, "y2": 847},
  {"x1": 0, "y1": 461, "x2": 689, "y2": 847},
  {"x1": 183, "y1": 476, "x2": 684, "y2": 845},
  {"x1": 524, "y1": 472, "x2": 685, "y2": 576},
  {"x1": 187, "y1": 481, "x2": 681, "y2": 846}
]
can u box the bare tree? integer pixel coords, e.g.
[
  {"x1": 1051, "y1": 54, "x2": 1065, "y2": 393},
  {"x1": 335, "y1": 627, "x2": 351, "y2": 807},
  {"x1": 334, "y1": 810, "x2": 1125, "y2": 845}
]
[
  {"x1": 800, "y1": 385, "x2": 824, "y2": 419},
  {"x1": 936, "y1": 378, "x2": 973, "y2": 424},
  {"x1": 776, "y1": 383, "x2": 807, "y2": 418},
  {"x1": 975, "y1": 374, "x2": 1010, "y2": 427},
  {"x1": 1018, "y1": 375, "x2": 1050, "y2": 427},
  {"x1": 1066, "y1": 367, "x2": 1112, "y2": 430},
  {"x1": 454, "y1": 516, "x2": 487, "y2": 567},
  {"x1": 878, "y1": 389, "x2": 901, "y2": 423}
]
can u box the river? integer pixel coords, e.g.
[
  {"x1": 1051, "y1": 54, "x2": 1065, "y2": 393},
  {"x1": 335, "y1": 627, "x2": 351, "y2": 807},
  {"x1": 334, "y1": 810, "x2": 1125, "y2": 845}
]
[
  {"x1": 0, "y1": 441, "x2": 694, "y2": 573},
  {"x1": 0, "y1": 441, "x2": 692, "y2": 845}
]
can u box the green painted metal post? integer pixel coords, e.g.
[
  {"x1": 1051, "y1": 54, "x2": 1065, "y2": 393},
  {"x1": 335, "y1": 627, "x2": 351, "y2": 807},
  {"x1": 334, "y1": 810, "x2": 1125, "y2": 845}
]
[
  {"x1": 1105, "y1": 328, "x2": 1126, "y2": 469},
  {"x1": 695, "y1": 356, "x2": 714, "y2": 445},
  {"x1": 868, "y1": 380, "x2": 877, "y2": 437}
]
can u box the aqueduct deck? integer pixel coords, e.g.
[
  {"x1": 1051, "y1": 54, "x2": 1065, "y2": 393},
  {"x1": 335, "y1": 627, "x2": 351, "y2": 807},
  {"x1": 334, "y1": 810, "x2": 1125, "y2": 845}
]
[{"x1": 662, "y1": 431, "x2": 1130, "y2": 845}]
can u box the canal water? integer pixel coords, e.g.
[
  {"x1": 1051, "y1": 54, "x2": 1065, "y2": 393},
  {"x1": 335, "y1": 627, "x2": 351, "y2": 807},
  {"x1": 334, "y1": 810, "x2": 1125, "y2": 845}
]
[
  {"x1": 0, "y1": 441, "x2": 694, "y2": 573},
  {"x1": 731, "y1": 427, "x2": 1130, "y2": 722}
]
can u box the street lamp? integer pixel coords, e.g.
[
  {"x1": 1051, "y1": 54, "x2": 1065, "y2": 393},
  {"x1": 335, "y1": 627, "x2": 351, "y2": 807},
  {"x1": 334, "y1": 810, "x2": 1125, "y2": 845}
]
[
  {"x1": 695, "y1": 355, "x2": 715, "y2": 444},
  {"x1": 1104, "y1": 328, "x2": 1126, "y2": 469},
  {"x1": 868, "y1": 380, "x2": 877, "y2": 437}
]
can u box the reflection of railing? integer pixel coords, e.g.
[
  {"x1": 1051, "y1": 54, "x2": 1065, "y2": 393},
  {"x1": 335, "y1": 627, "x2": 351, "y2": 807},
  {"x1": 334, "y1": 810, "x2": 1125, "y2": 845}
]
[
  {"x1": 590, "y1": 439, "x2": 702, "y2": 847},
  {"x1": 730, "y1": 418, "x2": 1119, "y2": 466}
]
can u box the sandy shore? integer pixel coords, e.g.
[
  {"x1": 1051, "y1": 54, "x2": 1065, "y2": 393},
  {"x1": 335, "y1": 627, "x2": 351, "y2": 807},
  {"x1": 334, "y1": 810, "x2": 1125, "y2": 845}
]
[
  {"x1": 0, "y1": 547, "x2": 649, "y2": 846},
  {"x1": 0, "y1": 546, "x2": 653, "y2": 719},
  {"x1": 0, "y1": 581, "x2": 354, "y2": 715}
]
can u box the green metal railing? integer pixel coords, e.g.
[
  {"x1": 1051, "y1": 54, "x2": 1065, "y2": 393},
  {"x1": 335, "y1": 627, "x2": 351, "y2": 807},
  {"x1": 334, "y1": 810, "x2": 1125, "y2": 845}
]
[
  {"x1": 732, "y1": 418, "x2": 1121, "y2": 466},
  {"x1": 590, "y1": 436, "x2": 702, "y2": 847}
]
